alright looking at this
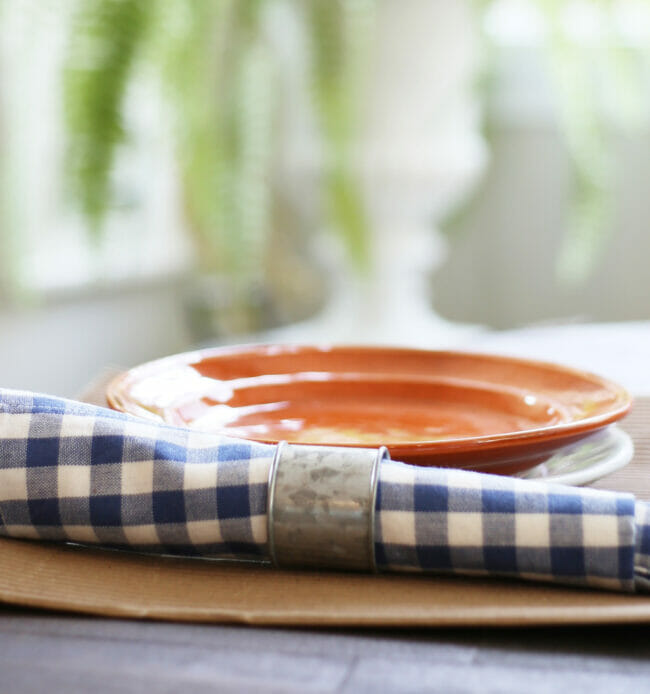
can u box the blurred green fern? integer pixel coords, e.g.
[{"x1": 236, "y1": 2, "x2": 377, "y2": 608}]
[
  {"x1": 153, "y1": 0, "x2": 273, "y2": 279},
  {"x1": 64, "y1": 0, "x2": 153, "y2": 239},
  {"x1": 34, "y1": 0, "x2": 650, "y2": 302},
  {"x1": 305, "y1": 0, "x2": 373, "y2": 271},
  {"x1": 63, "y1": 0, "x2": 373, "y2": 278}
]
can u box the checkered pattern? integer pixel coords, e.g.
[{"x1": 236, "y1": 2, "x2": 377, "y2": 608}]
[
  {"x1": 375, "y1": 460, "x2": 639, "y2": 592},
  {"x1": 634, "y1": 503, "x2": 650, "y2": 591},
  {"x1": 0, "y1": 389, "x2": 274, "y2": 558},
  {"x1": 0, "y1": 389, "x2": 649, "y2": 592}
]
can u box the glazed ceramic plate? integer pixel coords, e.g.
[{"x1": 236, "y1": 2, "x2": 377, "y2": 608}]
[{"x1": 107, "y1": 345, "x2": 632, "y2": 475}]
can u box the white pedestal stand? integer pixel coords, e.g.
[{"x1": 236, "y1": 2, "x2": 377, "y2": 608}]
[{"x1": 268, "y1": 0, "x2": 486, "y2": 348}]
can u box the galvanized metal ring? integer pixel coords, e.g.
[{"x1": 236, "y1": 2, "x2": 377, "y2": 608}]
[{"x1": 267, "y1": 441, "x2": 389, "y2": 572}]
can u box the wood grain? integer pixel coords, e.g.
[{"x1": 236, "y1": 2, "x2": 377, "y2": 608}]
[
  {"x1": 593, "y1": 397, "x2": 650, "y2": 498},
  {"x1": 2, "y1": 610, "x2": 650, "y2": 693}
]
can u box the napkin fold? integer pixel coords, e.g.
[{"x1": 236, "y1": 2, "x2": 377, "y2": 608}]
[{"x1": 0, "y1": 388, "x2": 645, "y2": 593}]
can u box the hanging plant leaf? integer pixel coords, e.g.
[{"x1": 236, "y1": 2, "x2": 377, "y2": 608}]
[
  {"x1": 64, "y1": 0, "x2": 153, "y2": 238},
  {"x1": 306, "y1": 0, "x2": 374, "y2": 272}
]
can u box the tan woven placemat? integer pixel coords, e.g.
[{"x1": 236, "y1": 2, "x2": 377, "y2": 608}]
[
  {"x1": 592, "y1": 397, "x2": 650, "y2": 499},
  {"x1": 0, "y1": 393, "x2": 648, "y2": 628}
]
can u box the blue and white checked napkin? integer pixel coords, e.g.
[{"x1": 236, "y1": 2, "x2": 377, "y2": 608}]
[{"x1": 1, "y1": 389, "x2": 649, "y2": 593}]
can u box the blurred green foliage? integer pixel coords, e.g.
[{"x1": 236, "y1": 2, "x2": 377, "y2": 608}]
[
  {"x1": 460, "y1": 0, "x2": 650, "y2": 284},
  {"x1": 63, "y1": 0, "x2": 373, "y2": 280},
  {"x1": 59, "y1": 0, "x2": 650, "y2": 291},
  {"x1": 306, "y1": 0, "x2": 373, "y2": 271},
  {"x1": 65, "y1": 0, "x2": 153, "y2": 238}
]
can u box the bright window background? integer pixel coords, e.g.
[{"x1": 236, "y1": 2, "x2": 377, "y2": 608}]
[
  {"x1": 434, "y1": 0, "x2": 650, "y2": 328},
  {"x1": 0, "y1": 2, "x2": 192, "y2": 294}
]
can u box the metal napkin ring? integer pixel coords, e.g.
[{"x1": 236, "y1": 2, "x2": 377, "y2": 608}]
[{"x1": 267, "y1": 442, "x2": 389, "y2": 572}]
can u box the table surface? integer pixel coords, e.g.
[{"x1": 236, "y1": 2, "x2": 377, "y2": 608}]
[{"x1": 3, "y1": 321, "x2": 650, "y2": 694}]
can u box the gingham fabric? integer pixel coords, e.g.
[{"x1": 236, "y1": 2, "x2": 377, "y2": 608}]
[
  {"x1": 634, "y1": 503, "x2": 650, "y2": 591},
  {"x1": 0, "y1": 390, "x2": 273, "y2": 558},
  {"x1": 375, "y1": 460, "x2": 636, "y2": 591},
  {"x1": 0, "y1": 388, "x2": 646, "y2": 592}
]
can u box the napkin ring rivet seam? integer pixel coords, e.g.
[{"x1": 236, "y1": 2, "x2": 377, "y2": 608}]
[{"x1": 267, "y1": 441, "x2": 388, "y2": 572}]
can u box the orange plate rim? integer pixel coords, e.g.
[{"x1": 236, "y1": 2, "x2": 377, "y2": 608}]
[{"x1": 106, "y1": 344, "x2": 632, "y2": 457}]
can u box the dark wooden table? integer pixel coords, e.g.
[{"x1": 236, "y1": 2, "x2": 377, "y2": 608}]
[
  {"x1": 2, "y1": 608, "x2": 650, "y2": 693},
  {"x1": 3, "y1": 323, "x2": 650, "y2": 693}
]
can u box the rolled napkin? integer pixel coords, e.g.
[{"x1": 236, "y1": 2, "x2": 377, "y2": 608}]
[{"x1": 0, "y1": 388, "x2": 646, "y2": 593}]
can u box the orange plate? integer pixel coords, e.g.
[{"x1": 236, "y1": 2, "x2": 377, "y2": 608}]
[{"x1": 107, "y1": 345, "x2": 631, "y2": 475}]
